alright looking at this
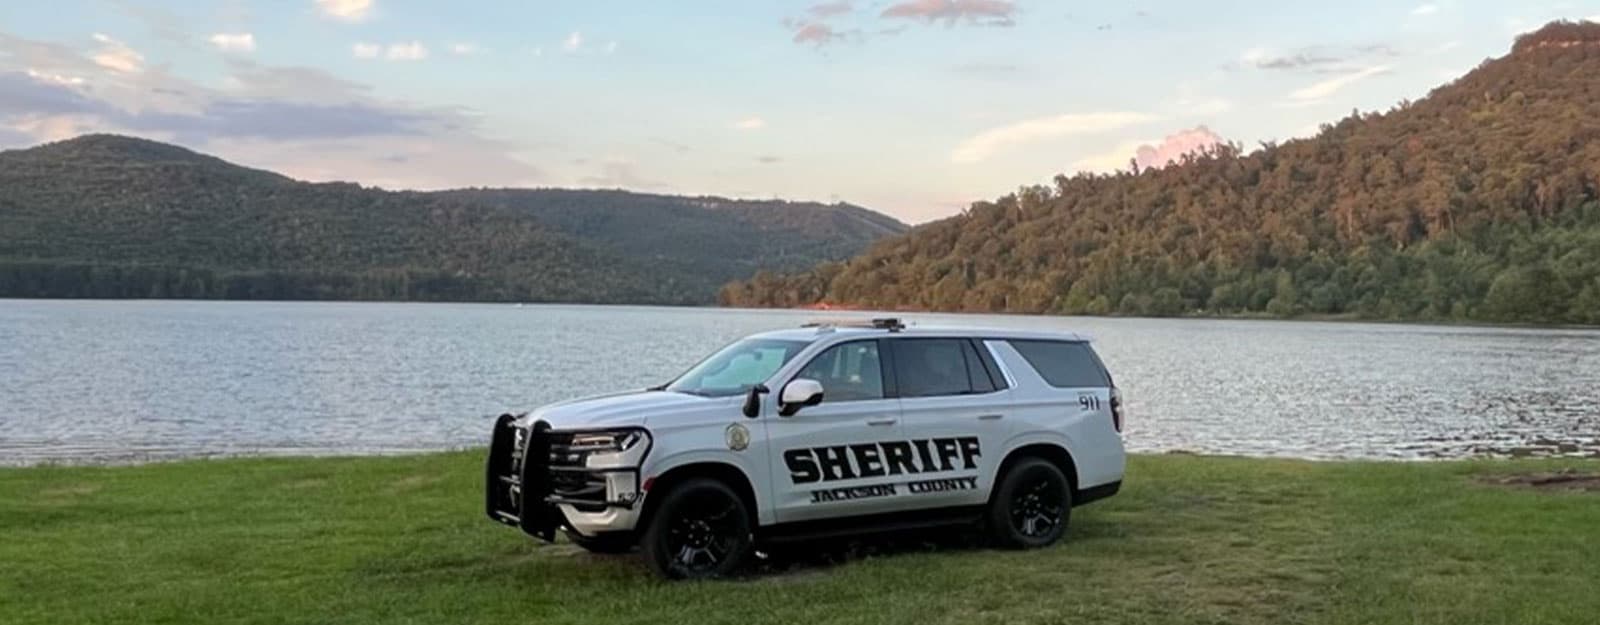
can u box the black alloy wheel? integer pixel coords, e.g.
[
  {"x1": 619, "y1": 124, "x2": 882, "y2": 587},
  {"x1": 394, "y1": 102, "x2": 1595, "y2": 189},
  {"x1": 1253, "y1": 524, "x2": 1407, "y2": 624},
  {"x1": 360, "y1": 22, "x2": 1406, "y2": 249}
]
[
  {"x1": 987, "y1": 457, "x2": 1072, "y2": 549},
  {"x1": 641, "y1": 478, "x2": 752, "y2": 579}
]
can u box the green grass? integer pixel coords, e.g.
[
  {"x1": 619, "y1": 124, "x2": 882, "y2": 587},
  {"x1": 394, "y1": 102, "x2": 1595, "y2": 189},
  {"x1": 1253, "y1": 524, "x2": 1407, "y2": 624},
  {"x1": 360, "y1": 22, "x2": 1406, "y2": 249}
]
[{"x1": 3, "y1": 453, "x2": 1597, "y2": 625}]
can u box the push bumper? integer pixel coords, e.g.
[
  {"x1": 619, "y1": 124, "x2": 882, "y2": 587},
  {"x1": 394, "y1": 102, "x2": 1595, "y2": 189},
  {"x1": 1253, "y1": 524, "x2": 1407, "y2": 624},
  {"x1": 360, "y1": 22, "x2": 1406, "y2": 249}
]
[{"x1": 485, "y1": 415, "x2": 645, "y2": 540}]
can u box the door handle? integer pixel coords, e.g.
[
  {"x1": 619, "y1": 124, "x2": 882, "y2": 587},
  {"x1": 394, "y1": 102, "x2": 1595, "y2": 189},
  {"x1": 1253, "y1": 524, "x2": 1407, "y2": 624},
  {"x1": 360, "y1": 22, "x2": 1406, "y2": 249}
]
[
  {"x1": 977, "y1": 414, "x2": 1004, "y2": 421},
  {"x1": 866, "y1": 418, "x2": 898, "y2": 426}
]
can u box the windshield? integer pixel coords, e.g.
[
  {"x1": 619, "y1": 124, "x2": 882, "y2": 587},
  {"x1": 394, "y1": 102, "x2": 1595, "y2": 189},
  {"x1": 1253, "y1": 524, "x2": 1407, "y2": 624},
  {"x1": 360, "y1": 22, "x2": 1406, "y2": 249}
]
[{"x1": 665, "y1": 338, "x2": 810, "y2": 398}]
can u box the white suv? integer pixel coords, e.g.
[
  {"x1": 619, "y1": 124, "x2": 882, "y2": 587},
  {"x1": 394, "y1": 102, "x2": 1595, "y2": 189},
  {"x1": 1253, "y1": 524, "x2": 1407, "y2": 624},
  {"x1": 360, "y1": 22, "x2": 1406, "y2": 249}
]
[{"x1": 486, "y1": 318, "x2": 1125, "y2": 578}]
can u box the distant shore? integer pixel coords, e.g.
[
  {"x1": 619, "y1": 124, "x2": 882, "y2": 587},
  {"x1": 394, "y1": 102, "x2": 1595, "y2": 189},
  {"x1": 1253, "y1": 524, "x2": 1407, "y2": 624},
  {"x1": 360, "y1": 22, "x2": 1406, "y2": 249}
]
[{"x1": 8, "y1": 296, "x2": 1596, "y2": 331}]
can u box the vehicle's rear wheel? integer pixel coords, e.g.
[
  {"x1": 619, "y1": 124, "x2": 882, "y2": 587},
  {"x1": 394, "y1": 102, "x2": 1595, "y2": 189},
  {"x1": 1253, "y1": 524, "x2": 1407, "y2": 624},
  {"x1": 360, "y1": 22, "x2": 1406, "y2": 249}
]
[
  {"x1": 566, "y1": 531, "x2": 635, "y2": 554},
  {"x1": 986, "y1": 457, "x2": 1072, "y2": 549},
  {"x1": 640, "y1": 478, "x2": 752, "y2": 579}
]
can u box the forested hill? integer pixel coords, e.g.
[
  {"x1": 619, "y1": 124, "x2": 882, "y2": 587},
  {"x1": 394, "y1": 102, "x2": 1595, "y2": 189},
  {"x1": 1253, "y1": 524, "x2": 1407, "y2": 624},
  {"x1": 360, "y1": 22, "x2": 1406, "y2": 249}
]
[
  {"x1": 720, "y1": 21, "x2": 1600, "y2": 325},
  {"x1": 435, "y1": 189, "x2": 906, "y2": 294},
  {"x1": 0, "y1": 136, "x2": 904, "y2": 303}
]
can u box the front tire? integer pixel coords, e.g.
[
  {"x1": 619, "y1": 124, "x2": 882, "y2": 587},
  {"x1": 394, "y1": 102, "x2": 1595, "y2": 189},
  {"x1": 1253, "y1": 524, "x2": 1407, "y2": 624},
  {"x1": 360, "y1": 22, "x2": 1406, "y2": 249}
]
[
  {"x1": 986, "y1": 457, "x2": 1072, "y2": 549},
  {"x1": 640, "y1": 478, "x2": 752, "y2": 579}
]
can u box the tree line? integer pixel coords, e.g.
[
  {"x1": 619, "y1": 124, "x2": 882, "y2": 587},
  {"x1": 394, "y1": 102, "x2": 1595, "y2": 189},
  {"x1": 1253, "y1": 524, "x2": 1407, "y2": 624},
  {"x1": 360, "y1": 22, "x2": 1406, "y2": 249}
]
[{"x1": 722, "y1": 21, "x2": 1600, "y2": 325}]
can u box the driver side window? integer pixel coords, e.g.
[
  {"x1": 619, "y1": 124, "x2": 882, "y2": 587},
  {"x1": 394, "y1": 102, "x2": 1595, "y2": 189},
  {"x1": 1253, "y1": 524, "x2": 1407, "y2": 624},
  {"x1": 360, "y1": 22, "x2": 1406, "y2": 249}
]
[{"x1": 795, "y1": 341, "x2": 884, "y2": 402}]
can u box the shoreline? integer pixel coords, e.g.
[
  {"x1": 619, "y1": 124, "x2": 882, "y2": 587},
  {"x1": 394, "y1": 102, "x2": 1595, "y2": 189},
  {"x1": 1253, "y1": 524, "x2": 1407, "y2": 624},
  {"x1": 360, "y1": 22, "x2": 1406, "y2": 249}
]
[
  {"x1": 5, "y1": 296, "x2": 1599, "y2": 332},
  {"x1": 5, "y1": 446, "x2": 1598, "y2": 471}
]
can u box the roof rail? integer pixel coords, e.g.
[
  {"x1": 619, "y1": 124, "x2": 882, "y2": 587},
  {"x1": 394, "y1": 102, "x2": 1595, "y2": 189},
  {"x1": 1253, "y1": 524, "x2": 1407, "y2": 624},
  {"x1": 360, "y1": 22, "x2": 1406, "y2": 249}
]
[{"x1": 800, "y1": 317, "x2": 906, "y2": 332}]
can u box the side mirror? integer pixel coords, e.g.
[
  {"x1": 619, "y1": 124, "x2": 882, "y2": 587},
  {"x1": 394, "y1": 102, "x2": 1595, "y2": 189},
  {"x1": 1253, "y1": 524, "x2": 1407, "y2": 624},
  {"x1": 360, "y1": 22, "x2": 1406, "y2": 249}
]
[
  {"x1": 778, "y1": 378, "x2": 824, "y2": 417},
  {"x1": 742, "y1": 384, "x2": 768, "y2": 419}
]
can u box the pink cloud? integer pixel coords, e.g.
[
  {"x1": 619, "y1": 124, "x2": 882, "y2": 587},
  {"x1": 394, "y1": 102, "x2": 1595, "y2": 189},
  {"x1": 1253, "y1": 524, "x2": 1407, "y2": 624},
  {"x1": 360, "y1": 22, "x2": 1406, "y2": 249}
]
[
  {"x1": 792, "y1": 22, "x2": 843, "y2": 45},
  {"x1": 808, "y1": 1, "x2": 853, "y2": 18},
  {"x1": 880, "y1": 0, "x2": 1015, "y2": 25},
  {"x1": 1134, "y1": 126, "x2": 1225, "y2": 171}
]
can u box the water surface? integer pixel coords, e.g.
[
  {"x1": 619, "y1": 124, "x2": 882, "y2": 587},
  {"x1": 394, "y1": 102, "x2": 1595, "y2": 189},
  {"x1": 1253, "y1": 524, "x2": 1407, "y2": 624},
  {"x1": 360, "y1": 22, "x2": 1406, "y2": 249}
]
[{"x1": 2, "y1": 300, "x2": 1597, "y2": 465}]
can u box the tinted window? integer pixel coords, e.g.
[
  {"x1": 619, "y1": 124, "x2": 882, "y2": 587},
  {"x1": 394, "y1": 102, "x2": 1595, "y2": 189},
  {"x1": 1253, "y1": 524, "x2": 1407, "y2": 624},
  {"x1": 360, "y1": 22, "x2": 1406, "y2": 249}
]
[
  {"x1": 893, "y1": 339, "x2": 981, "y2": 398},
  {"x1": 796, "y1": 341, "x2": 884, "y2": 402},
  {"x1": 962, "y1": 340, "x2": 997, "y2": 393},
  {"x1": 1008, "y1": 340, "x2": 1109, "y2": 388}
]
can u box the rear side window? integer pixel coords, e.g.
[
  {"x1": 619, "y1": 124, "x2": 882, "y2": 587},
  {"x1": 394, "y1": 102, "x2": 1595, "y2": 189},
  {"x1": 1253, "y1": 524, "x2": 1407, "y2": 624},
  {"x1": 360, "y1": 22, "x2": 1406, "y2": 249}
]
[
  {"x1": 891, "y1": 338, "x2": 1002, "y2": 397},
  {"x1": 1008, "y1": 340, "x2": 1110, "y2": 388}
]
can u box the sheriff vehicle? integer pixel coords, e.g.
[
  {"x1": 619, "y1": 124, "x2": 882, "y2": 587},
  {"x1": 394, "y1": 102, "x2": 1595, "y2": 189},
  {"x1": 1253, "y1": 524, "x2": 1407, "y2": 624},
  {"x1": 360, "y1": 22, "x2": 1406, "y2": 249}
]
[{"x1": 486, "y1": 318, "x2": 1125, "y2": 579}]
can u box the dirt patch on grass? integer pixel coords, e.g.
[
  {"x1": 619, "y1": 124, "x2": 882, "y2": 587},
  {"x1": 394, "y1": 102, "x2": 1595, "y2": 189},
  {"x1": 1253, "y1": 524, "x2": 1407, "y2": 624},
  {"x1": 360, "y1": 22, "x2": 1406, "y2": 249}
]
[{"x1": 1478, "y1": 469, "x2": 1600, "y2": 492}]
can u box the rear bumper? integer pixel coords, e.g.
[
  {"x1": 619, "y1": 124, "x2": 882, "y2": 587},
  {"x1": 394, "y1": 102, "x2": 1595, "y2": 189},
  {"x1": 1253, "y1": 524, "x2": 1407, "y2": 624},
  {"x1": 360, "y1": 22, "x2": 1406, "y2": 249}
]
[
  {"x1": 484, "y1": 415, "x2": 645, "y2": 540},
  {"x1": 1074, "y1": 480, "x2": 1121, "y2": 507}
]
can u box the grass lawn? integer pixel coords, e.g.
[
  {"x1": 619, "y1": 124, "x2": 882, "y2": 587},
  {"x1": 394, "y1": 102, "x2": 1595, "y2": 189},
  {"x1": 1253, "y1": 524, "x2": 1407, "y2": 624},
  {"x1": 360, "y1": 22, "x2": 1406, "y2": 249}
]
[{"x1": 3, "y1": 452, "x2": 1598, "y2": 625}]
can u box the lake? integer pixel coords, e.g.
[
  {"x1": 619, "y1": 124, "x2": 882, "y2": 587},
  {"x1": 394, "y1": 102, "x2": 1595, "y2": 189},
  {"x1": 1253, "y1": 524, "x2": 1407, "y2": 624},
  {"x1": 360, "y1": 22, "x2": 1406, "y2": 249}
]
[{"x1": 2, "y1": 300, "x2": 1597, "y2": 466}]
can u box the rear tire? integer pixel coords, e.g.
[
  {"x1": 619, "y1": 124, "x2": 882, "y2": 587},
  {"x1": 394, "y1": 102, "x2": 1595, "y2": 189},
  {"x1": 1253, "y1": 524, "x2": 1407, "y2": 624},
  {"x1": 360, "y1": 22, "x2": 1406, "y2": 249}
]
[
  {"x1": 640, "y1": 478, "x2": 752, "y2": 579},
  {"x1": 986, "y1": 457, "x2": 1072, "y2": 549}
]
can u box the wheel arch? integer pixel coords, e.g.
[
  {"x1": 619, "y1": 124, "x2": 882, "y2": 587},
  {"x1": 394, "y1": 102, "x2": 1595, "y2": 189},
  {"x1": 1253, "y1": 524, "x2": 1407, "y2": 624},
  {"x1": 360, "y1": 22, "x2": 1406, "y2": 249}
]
[
  {"x1": 638, "y1": 461, "x2": 761, "y2": 531},
  {"x1": 995, "y1": 442, "x2": 1081, "y2": 497}
]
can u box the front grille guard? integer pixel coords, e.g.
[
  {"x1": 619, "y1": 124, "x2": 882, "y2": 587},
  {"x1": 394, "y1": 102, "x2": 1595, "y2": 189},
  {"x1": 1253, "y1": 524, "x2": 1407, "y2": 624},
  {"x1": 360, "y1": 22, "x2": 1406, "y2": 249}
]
[
  {"x1": 485, "y1": 414, "x2": 558, "y2": 541},
  {"x1": 485, "y1": 416, "x2": 645, "y2": 541}
]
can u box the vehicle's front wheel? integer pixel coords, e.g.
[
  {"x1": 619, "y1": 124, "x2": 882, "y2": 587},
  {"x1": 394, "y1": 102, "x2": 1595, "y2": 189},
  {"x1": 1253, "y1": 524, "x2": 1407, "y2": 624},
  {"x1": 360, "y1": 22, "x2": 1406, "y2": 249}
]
[
  {"x1": 986, "y1": 457, "x2": 1072, "y2": 549},
  {"x1": 640, "y1": 478, "x2": 752, "y2": 579}
]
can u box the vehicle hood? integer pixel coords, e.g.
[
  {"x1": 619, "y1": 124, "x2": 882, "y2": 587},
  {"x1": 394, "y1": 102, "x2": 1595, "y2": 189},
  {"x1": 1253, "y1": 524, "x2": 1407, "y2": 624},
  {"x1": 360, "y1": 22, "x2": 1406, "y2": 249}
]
[{"x1": 517, "y1": 390, "x2": 724, "y2": 430}]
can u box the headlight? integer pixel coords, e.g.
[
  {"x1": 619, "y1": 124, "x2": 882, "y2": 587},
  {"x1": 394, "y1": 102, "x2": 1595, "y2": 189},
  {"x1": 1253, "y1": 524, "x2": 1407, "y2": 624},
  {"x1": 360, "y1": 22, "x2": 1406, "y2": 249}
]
[
  {"x1": 569, "y1": 429, "x2": 647, "y2": 453},
  {"x1": 567, "y1": 429, "x2": 651, "y2": 468}
]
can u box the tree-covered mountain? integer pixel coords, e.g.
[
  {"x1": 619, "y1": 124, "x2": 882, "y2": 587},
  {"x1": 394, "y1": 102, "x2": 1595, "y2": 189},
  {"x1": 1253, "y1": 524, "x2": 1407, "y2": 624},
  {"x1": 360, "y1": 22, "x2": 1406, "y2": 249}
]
[
  {"x1": 722, "y1": 21, "x2": 1600, "y2": 325},
  {"x1": 435, "y1": 188, "x2": 905, "y2": 295},
  {"x1": 0, "y1": 135, "x2": 904, "y2": 303}
]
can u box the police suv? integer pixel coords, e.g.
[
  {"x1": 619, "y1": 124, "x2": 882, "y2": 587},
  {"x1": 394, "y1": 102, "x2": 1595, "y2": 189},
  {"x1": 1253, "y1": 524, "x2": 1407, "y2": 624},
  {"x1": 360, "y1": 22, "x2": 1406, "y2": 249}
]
[{"x1": 486, "y1": 318, "x2": 1125, "y2": 579}]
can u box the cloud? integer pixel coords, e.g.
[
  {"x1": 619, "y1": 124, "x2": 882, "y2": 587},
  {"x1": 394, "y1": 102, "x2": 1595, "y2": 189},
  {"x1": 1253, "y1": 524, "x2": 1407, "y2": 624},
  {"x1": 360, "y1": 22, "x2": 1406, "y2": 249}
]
[
  {"x1": 880, "y1": 0, "x2": 1016, "y2": 26},
  {"x1": 809, "y1": 1, "x2": 853, "y2": 18},
  {"x1": 449, "y1": 42, "x2": 483, "y2": 56},
  {"x1": 222, "y1": 59, "x2": 372, "y2": 102},
  {"x1": 0, "y1": 72, "x2": 428, "y2": 142},
  {"x1": 792, "y1": 22, "x2": 844, "y2": 45},
  {"x1": 90, "y1": 33, "x2": 144, "y2": 73},
  {"x1": 24, "y1": 69, "x2": 85, "y2": 87},
  {"x1": 207, "y1": 33, "x2": 257, "y2": 53},
  {"x1": 384, "y1": 42, "x2": 428, "y2": 61},
  {"x1": 0, "y1": 31, "x2": 539, "y2": 190},
  {"x1": 562, "y1": 31, "x2": 583, "y2": 53},
  {"x1": 1071, "y1": 139, "x2": 1150, "y2": 173},
  {"x1": 352, "y1": 42, "x2": 429, "y2": 61},
  {"x1": 1288, "y1": 65, "x2": 1391, "y2": 102},
  {"x1": 732, "y1": 117, "x2": 766, "y2": 130},
  {"x1": 1241, "y1": 47, "x2": 1342, "y2": 71},
  {"x1": 315, "y1": 0, "x2": 373, "y2": 22},
  {"x1": 0, "y1": 72, "x2": 102, "y2": 117},
  {"x1": 1133, "y1": 126, "x2": 1225, "y2": 171},
  {"x1": 1411, "y1": 3, "x2": 1438, "y2": 16},
  {"x1": 0, "y1": 124, "x2": 32, "y2": 147},
  {"x1": 951, "y1": 111, "x2": 1157, "y2": 164}
]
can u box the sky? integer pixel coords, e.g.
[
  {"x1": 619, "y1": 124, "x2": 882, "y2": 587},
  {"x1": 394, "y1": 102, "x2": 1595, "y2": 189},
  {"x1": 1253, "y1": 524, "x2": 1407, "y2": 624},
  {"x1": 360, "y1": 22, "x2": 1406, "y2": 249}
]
[{"x1": 2, "y1": 1, "x2": 1599, "y2": 223}]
